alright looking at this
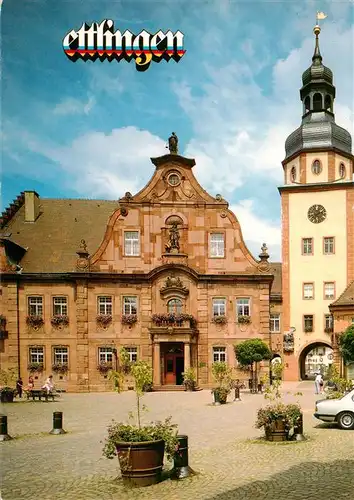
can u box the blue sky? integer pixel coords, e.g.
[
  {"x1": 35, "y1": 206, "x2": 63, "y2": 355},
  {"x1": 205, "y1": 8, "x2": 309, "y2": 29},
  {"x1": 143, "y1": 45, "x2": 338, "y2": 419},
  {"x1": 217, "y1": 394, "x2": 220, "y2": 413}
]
[{"x1": 2, "y1": 0, "x2": 353, "y2": 260}]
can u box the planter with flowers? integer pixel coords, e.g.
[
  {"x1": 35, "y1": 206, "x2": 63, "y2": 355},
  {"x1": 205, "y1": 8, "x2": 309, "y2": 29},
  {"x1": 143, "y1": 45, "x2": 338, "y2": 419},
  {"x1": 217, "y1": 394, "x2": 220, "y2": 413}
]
[
  {"x1": 121, "y1": 314, "x2": 138, "y2": 327},
  {"x1": 151, "y1": 313, "x2": 196, "y2": 328},
  {"x1": 211, "y1": 315, "x2": 228, "y2": 326},
  {"x1": 237, "y1": 315, "x2": 251, "y2": 325},
  {"x1": 52, "y1": 363, "x2": 69, "y2": 374},
  {"x1": 97, "y1": 362, "x2": 113, "y2": 374},
  {"x1": 211, "y1": 362, "x2": 233, "y2": 404},
  {"x1": 96, "y1": 314, "x2": 113, "y2": 329},
  {"x1": 27, "y1": 362, "x2": 44, "y2": 373},
  {"x1": 51, "y1": 315, "x2": 69, "y2": 329},
  {"x1": 103, "y1": 360, "x2": 179, "y2": 487},
  {"x1": 26, "y1": 315, "x2": 44, "y2": 329},
  {"x1": 0, "y1": 368, "x2": 17, "y2": 402}
]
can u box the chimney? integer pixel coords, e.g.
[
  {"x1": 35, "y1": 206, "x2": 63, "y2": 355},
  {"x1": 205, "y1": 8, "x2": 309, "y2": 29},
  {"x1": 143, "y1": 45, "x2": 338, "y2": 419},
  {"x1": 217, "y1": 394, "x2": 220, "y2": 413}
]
[{"x1": 24, "y1": 191, "x2": 40, "y2": 222}]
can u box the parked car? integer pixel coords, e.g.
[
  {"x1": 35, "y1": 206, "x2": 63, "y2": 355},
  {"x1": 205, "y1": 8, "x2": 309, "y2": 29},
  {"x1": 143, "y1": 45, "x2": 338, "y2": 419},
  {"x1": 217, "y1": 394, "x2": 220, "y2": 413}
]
[{"x1": 314, "y1": 389, "x2": 354, "y2": 430}]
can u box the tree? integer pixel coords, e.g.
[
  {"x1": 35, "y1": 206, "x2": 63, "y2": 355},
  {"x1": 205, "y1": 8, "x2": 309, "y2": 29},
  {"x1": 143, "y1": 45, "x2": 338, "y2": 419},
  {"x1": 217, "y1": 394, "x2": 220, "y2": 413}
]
[
  {"x1": 338, "y1": 325, "x2": 354, "y2": 366},
  {"x1": 234, "y1": 339, "x2": 272, "y2": 393}
]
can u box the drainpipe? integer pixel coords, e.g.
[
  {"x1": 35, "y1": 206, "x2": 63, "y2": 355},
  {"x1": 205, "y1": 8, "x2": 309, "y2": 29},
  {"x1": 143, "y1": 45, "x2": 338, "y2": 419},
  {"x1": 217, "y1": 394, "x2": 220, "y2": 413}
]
[{"x1": 16, "y1": 277, "x2": 21, "y2": 378}]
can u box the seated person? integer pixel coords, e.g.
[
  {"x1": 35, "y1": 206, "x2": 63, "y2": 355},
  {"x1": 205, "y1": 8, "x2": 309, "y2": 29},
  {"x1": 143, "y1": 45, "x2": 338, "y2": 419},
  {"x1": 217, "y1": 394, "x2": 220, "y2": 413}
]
[{"x1": 42, "y1": 375, "x2": 54, "y2": 394}]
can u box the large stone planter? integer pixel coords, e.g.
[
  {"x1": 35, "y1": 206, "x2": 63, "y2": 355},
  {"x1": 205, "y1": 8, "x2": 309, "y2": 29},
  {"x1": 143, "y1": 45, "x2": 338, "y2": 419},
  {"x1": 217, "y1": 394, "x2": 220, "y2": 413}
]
[
  {"x1": 0, "y1": 391, "x2": 15, "y2": 403},
  {"x1": 116, "y1": 439, "x2": 165, "y2": 487},
  {"x1": 265, "y1": 418, "x2": 288, "y2": 442}
]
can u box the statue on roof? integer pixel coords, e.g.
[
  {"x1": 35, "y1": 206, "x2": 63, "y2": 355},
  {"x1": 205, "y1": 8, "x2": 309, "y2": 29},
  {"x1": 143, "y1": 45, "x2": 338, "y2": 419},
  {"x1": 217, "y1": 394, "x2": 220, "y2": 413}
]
[{"x1": 167, "y1": 132, "x2": 178, "y2": 154}]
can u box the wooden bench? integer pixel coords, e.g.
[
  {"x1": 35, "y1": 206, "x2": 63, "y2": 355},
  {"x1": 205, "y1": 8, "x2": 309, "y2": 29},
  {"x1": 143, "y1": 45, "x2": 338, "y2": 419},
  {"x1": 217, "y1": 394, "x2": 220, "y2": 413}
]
[{"x1": 25, "y1": 390, "x2": 59, "y2": 402}]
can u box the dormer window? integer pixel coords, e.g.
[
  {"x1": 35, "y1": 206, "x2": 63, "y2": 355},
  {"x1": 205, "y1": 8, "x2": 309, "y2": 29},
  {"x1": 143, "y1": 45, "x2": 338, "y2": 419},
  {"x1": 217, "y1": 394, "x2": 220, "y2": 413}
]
[
  {"x1": 290, "y1": 166, "x2": 296, "y2": 182},
  {"x1": 311, "y1": 159, "x2": 322, "y2": 175},
  {"x1": 339, "y1": 163, "x2": 346, "y2": 179}
]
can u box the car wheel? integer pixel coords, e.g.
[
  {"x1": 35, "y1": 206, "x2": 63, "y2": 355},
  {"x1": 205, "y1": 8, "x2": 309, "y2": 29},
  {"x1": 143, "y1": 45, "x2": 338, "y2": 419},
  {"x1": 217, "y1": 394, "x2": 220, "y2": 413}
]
[{"x1": 337, "y1": 412, "x2": 354, "y2": 430}]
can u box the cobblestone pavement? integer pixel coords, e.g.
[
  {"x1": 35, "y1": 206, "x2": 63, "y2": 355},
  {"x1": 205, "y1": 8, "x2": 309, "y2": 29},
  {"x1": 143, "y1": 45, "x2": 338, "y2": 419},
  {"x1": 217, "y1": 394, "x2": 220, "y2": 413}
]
[{"x1": 1, "y1": 382, "x2": 354, "y2": 500}]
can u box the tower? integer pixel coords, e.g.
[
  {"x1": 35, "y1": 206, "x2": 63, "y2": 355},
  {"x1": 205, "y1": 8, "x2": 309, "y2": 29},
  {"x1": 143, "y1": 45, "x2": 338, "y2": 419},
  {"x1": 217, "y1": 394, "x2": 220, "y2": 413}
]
[{"x1": 279, "y1": 24, "x2": 354, "y2": 381}]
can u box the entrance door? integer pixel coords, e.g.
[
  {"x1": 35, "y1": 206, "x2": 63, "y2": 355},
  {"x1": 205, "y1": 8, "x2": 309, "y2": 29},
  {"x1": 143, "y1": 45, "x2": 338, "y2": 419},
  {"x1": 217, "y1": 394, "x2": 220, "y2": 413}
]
[{"x1": 165, "y1": 354, "x2": 176, "y2": 384}]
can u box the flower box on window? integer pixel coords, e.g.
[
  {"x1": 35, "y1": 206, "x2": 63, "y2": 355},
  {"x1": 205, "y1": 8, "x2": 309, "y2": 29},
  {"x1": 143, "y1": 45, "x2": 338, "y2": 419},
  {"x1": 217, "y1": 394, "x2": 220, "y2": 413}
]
[
  {"x1": 27, "y1": 362, "x2": 44, "y2": 373},
  {"x1": 52, "y1": 363, "x2": 69, "y2": 374},
  {"x1": 96, "y1": 314, "x2": 113, "y2": 328},
  {"x1": 26, "y1": 315, "x2": 44, "y2": 329},
  {"x1": 237, "y1": 315, "x2": 251, "y2": 324},
  {"x1": 97, "y1": 362, "x2": 113, "y2": 374},
  {"x1": 211, "y1": 315, "x2": 228, "y2": 325},
  {"x1": 121, "y1": 314, "x2": 138, "y2": 325},
  {"x1": 304, "y1": 326, "x2": 313, "y2": 333},
  {"x1": 151, "y1": 313, "x2": 196, "y2": 328},
  {"x1": 324, "y1": 327, "x2": 333, "y2": 334},
  {"x1": 51, "y1": 315, "x2": 69, "y2": 328}
]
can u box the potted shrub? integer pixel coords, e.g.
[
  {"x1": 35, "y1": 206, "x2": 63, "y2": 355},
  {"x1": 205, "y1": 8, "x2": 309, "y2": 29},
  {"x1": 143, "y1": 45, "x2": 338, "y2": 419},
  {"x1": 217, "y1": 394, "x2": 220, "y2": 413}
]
[
  {"x1": 52, "y1": 363, "x2": 69, "y2": 374},
  {"x1": 27, "y1": 362, "x2": 44, "y2": 373},
  {"x1": 119, "y1": 347, "x2": 132, "y2": 375},
  {"x1": 121, "y1": 314, "x2": 138, "y2": 326},
  {"x1": 211, "y1": 362, "x2": 233, "y2": 404},
  {"x1": 234, "y1": 339, "x2": 272, "y2": 394},
  {"x1": 0, "y1": 387, "x2": 16, "y2": 403},
  {"x1": 256, "y1": 363, "x2": 303, "y2": 441},
  {"x1": 211, "y1": 315, "x2": 228, "y2": 325},
  {"x1": 183, "y1": 367, "x2": 197, "y2": 391},
  {"x1": 103, "y1": 360, "x2": 179, "y2": 487},
  {"x1": 26, "y1": 315, "x2": 44, "y2": 329},
  {"x1": 51, "y1": 315, "x2": 69, "y2": 328},
  {"x1": 96, "y1": 314, "x2": 112, "y2": 328},
  {"x1": 237, "y1": 315, "x2": 251, "y2": 324}
]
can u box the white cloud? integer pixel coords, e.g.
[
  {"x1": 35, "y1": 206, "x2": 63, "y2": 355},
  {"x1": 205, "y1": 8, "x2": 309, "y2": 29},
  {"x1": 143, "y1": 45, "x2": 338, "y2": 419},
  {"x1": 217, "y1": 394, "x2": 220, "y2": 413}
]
[
  {"x1": 230, "y1": 200, "x2": 282, "y2": 261},
  {"x1": 53, "y1": 95, "x2": 95, "y2": 116}
]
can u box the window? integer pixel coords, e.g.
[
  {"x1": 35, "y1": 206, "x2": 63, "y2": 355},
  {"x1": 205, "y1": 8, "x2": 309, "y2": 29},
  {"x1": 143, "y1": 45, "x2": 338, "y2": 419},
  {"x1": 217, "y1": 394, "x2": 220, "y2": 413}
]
[
  {"x1": 98, "y1": 347, "x2": 113, "y2": 364},
  {"x1": 123, "y1": 296, "x2": 137, "y2": 315},
  {"x1": 28, "y1": 296, "x2": 43, "y2": 316},
  {"x1": 303, "y1": 283, "x2": 314, "y2": 300},
  {"x1": 210, "y1": 233, "x2": 225, "y2": 258},
  {"x1": 236, "y1": 298, "x2": 250, "y2": 317},
  {"x1": 302, "y1": 238, "x2": 313, "y2": 255},
  {"x1": 311, "y1": 159, "x2": 322, "y2": 175},
  {"x1": 323, "y1": 237, "x2": 335, "y2": 255},
  {"x1": 212, "y1": 298, "x2": 226, "y2": 316},
  {"x1": 213, "y1": 347, "x2": 226, "y2": 363},
  {"x1": 339, "y1": 163, "x2": 346, "y2": 179},
  {"x1": 167, "y1": 173, "x2": 180, "y2": 186},
  {"x1": 124, "y1": 231, "x2": 140, "y2": 256},
  {"x1": 304, "y1": 315, "x2": 314, "y2": 332},
  {"x1": 270, "y1": 314, "x2": 280, "y2": 333},
  {"x1": 29, "y1": 347, "x2": 44, "y2": 364},
  {"x1": 53, "y1": 347, "x2": 68, "y2": 365},
  {"x1": 125, "y1": 347, "x2": 138, "y2": 363},
  {"x1": 325, "y1": 314, "x2": 333, "y2": 331},
  {"x1": 167, "y1": 298, "x2": 183, "y2": 314},
  {"x1": 97, "y1": 296, "x2": 112, "y2": 315},
  {"x1": 53, "y1": 297, "x2": 68, "y2": 315},
  {"x1": 290, "y1": 166, "x2": 296, "y2": 182},
  {"x1": 324, "y1": 282, "x2": 335, "y2": 300}
]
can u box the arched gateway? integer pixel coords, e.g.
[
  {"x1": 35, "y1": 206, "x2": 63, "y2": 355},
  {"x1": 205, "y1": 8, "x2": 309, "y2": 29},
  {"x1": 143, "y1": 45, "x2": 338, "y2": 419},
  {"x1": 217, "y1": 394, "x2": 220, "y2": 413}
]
[{"x1": 298, "y1": 341, "x2": 333, "y2": 380}]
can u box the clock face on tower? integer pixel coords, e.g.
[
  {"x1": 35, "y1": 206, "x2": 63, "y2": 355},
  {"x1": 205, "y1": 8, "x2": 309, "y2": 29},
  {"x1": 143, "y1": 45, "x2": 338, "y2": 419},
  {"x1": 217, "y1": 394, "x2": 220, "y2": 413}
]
[{"x1": 307, "y1": 204, "x2": 327, "y2": 224}]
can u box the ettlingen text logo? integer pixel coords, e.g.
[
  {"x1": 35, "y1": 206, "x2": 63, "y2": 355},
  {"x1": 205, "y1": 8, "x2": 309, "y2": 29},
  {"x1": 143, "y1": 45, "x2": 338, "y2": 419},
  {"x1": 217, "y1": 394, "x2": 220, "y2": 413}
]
[{"x1": 63, "y1": 20, "x2": 185, "y2": 71}]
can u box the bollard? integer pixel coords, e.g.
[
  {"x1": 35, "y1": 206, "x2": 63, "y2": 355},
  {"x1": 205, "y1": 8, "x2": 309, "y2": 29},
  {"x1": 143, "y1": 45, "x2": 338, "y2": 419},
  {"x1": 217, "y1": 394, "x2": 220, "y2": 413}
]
[
  {"x1": 170, "y1": 435, "x2": 196, "y2": 480},
  {"x1": 49, "y1": 411, "x2": 66, "y2": 435},
  {"x1": 234, "y1": 386, "x2": 241, "y2": 401},
  {"x1": 293, "y1": 413, "x2": 306, "y2": 441},
  {"x1": 0, "y1": 414, "x2": 12, "y2": 442}
]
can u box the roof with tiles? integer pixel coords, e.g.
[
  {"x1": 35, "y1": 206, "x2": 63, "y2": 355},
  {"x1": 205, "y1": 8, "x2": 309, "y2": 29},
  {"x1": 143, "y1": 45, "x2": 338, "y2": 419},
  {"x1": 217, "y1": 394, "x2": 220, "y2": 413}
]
[{"x1": 330, "y1": 281, "x2": 354, "y2": 308}]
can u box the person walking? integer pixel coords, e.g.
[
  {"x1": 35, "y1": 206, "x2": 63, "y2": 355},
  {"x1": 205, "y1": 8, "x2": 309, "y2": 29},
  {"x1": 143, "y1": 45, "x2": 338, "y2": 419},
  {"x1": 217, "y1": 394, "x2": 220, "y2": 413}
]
[
  {"x1": 16, "y1": 377, "x2": 23, "y2": 398},
  {"x1": 315, "y1": 373, "x2": 323, "y2": 394}
]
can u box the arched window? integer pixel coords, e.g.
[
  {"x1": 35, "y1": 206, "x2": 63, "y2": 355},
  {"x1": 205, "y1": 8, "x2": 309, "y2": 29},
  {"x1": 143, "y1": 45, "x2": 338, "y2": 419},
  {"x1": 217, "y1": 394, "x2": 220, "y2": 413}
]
[
  {"x1": 311, "y1": 159, "x2": 322, "y2": 175},
  {"x1": 167, "y1": 298, "x2": 183, "y2": 314},
  {"x1": 313, "y1": 93, "x2": 323, "y2": 112},
  {"x1": 304, "y1": 96, "x2": 310, "y2": 113},
  {"x1": 290, "y1": 166, "x2": 296, "y2": 182},
  {"x1": 339, "y1": 163, "x2": 346, "y2": 179},
  {"x1": 325, "y1": 95, "x2": 332, "y2": 112}
]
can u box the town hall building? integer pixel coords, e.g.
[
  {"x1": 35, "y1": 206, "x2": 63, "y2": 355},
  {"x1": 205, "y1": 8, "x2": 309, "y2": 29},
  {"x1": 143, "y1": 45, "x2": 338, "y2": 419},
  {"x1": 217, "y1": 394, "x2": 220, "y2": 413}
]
[{"x1": 0, "y1": 24, "x2": 353, "y2": 389}]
